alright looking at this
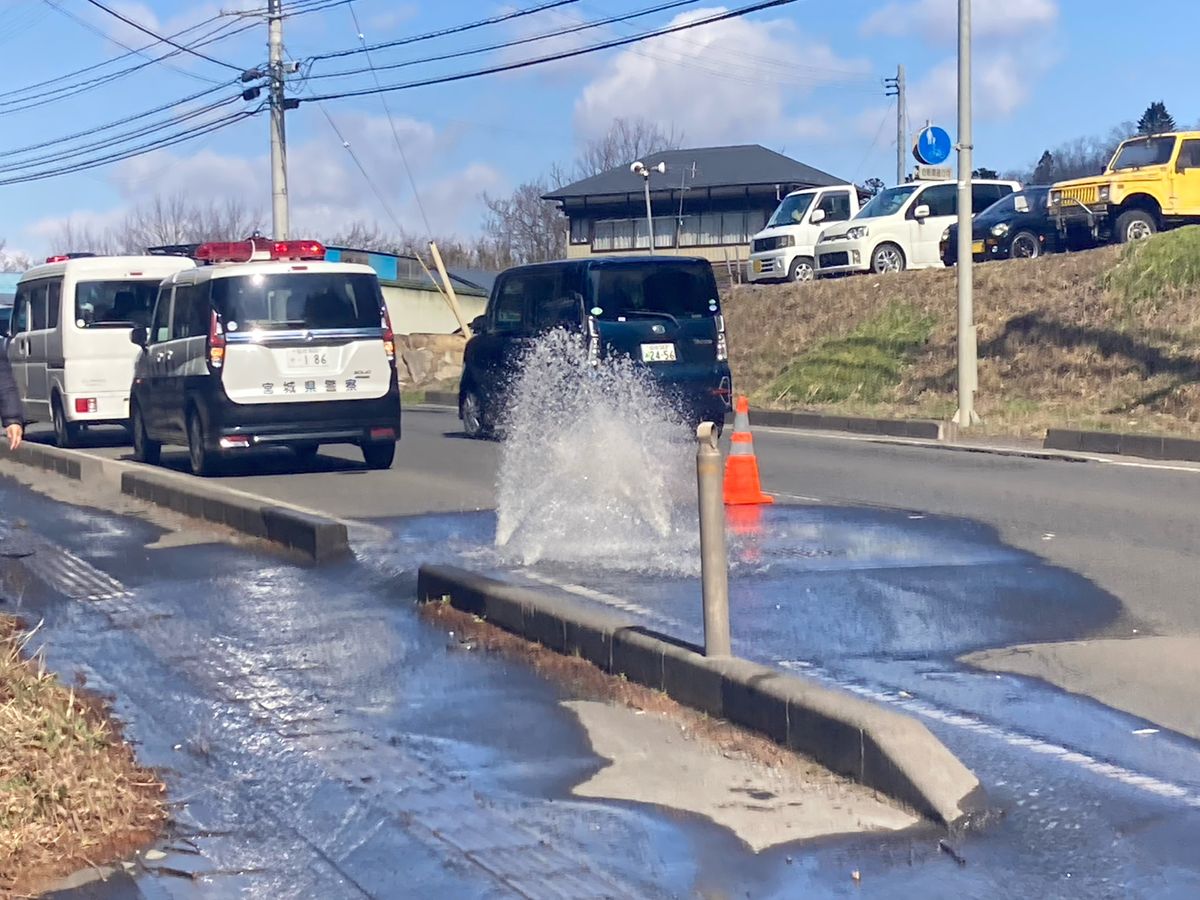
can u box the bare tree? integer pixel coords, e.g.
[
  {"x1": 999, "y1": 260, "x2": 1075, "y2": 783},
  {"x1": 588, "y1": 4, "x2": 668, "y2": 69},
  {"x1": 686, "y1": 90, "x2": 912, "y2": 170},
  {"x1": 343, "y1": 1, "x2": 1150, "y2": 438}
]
[
  {"x1": 0, "y1": 240, "x2": 34, "y2": 273},
  {"x1": 573, "y1": 117, "x2": 685, "y2": 179},
  {"x1": 1010, "y1": 121, "x2": 1138, "y2": 184},
  {"x1": 480, "y1": 178, "x2": 566, "y2": 266}
]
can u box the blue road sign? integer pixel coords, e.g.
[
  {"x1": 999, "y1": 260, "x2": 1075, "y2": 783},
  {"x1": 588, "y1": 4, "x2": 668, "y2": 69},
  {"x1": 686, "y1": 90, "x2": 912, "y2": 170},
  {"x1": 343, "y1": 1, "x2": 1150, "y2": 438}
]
[{"x1": 913, "y1": 126, "x2": 952, "y2": 165}]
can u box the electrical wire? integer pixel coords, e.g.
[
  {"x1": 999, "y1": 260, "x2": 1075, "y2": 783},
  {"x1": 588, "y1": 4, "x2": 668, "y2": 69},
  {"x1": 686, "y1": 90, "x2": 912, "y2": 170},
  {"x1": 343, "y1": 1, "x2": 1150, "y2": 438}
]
[
  {"x1": 314, "y1": 102, "x2": 407, "y2": 233},
  {"x1": 310, "y1": 0, "x2": 581, "y2": 62},
  {"x1": 305, "y1": 0, "x2": 703, "y2": 83},
  {"x1": 304, "y1": 0, "x2": 802, "y2": 103},
  {"x1": 80, "y1": 0, "x2": 245, "y2": 72},
  {"x1": 0, "y1": 20, "x2": 255, "y2": 114},
  {"x1": 0, "y1": 106, "x2": 262, "y2": 186},
  {"x1": 850, "y1": 100, "x2": 894, "y2": 182}
]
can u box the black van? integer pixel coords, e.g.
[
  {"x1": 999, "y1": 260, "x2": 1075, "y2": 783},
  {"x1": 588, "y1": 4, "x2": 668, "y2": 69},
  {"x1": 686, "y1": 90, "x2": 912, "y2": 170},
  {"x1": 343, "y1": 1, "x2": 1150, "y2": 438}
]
[{"x1": 459, "y1": 256, "x2": 732, "y2": 437}]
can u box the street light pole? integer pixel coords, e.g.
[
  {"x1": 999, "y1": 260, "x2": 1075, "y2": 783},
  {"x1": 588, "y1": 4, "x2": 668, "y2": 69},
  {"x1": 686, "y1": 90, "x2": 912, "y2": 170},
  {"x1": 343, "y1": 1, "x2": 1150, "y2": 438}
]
[
  {"x1": 632, "y1": 160, "x2": 666, "y2": 255},
  {"x1": 953, "y1": 0, "x2": 979, "y2": 427}
]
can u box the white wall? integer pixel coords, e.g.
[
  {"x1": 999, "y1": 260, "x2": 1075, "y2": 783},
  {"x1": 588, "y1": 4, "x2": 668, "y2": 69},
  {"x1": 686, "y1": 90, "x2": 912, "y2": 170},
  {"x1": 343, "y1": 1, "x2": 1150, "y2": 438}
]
[{"x1": 382, "y1": 284, "x2": 487, "y2": 336}]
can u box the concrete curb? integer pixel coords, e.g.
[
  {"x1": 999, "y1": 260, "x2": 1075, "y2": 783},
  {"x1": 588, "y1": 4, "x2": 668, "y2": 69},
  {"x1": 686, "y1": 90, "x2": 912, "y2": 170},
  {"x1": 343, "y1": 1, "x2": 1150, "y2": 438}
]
[
  {"x1": 1045, "y1": 428, "x2": 1200, "y2": 463},
  {"x1": 3, "y1": 442, "x2": 350, "y2": 563},
  {"x1": 417, "y1": 564, "x2": 985, "y2": 827},
  {"x1": 423, "y1": 390, "x2": 459, "y2": 408}
]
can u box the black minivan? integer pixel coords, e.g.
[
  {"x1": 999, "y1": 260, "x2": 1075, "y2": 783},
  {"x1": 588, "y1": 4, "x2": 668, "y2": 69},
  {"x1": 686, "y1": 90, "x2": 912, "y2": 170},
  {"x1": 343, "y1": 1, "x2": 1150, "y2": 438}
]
[{"x1": 459, "y1": 256, "x2": 732, "y2": 437}]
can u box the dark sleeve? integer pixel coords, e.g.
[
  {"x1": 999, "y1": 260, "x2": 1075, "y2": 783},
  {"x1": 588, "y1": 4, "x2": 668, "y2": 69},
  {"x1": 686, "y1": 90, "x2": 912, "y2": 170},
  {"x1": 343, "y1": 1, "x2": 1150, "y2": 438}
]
[{"x1": 0, "y1": 351, "x2": 22, "y2": 427}]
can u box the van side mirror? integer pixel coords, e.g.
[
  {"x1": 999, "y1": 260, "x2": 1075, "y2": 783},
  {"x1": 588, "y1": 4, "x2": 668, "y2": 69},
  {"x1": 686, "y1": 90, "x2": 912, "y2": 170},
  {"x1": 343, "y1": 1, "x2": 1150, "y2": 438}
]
[
  {"x1": 913, "y1": 204, "x2": 931, "y2": 220},
  {"x1": 130, "y1": 325, "x2": 148, "y2": 347},
  {"x1": 1014, "y1": 196, "x2": 1030, "y2": 213},
  {"x1": 810, "y1": 208, "x2": 826, "y2": 225},
  {"x1": 469, "y1": 315, "x2": 486, "y2": 334}
]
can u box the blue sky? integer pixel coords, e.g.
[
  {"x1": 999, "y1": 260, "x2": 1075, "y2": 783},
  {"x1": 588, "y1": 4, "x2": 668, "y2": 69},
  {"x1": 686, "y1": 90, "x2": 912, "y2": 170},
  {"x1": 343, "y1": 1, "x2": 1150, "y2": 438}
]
[{"x1": 1, "y1": 0, "x2": 1197, "y2": 257}]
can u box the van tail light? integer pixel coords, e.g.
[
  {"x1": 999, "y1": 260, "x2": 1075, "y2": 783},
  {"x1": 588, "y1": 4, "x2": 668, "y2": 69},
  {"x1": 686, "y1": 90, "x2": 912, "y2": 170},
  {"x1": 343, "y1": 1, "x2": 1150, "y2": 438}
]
[
  {"x1": 75, "y1": 397, "x2": 97, "y2": 414},
  {"x1": 381, "y1": 305, "x2": 396, "y2": 364},
  {"x1": 715, "y1": 313, "x2": 728, "y2": 362},
  {"x1": 207, "y1": 310, "x2": 226, "y2": 370}
]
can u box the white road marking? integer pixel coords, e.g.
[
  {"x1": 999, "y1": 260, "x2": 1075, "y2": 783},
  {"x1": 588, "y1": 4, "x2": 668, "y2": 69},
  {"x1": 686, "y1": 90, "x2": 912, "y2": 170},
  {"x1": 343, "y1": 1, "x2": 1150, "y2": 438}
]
[{"x1": 766, "y1": 490, "x2": 824, "y2": 503}]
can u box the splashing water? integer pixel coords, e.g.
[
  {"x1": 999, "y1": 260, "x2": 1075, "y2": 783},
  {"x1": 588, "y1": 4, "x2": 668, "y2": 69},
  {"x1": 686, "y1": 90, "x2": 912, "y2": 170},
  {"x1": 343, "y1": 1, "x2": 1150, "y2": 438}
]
[{"x1": 494, "y1": 330, "x2": 701, "y2": 575}]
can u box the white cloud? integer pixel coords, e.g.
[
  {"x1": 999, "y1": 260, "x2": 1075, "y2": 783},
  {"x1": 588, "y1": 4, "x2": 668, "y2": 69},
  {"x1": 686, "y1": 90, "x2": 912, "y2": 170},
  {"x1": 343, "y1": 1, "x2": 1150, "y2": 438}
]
[
  {"x1": 574, "y1": 7, "x2": 869, "y2": 146},
  {"x1": 861, "y1": 0, "x2": 1058, "y2": 42}
]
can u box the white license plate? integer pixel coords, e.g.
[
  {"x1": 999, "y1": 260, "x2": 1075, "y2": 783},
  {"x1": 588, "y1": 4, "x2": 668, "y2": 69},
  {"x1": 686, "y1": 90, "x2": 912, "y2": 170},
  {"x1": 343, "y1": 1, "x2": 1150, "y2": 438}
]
[
  {"x1": 640, "y1": 342, "x2": 677, "y2": 363},
  {"x1": 286, "y1": 348, "x2": 331, "y2": 370}
]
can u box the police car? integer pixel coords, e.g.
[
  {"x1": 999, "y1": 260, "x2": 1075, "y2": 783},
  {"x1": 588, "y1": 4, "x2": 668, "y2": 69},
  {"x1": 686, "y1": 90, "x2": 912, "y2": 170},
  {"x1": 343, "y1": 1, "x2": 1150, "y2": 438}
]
[{"x1": 129, "y1": 238, "x2": 401, "y2": 475}]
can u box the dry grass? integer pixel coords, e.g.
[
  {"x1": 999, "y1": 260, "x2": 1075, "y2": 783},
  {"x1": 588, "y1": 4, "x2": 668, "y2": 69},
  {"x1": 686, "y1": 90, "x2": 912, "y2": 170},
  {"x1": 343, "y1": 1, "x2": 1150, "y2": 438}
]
[
  {"x1": 725, "y1": 228, "x2": 1200, "y2": 438},
  {"x1": 0, "y1": 615, "x2": 165, "y2": 897}
]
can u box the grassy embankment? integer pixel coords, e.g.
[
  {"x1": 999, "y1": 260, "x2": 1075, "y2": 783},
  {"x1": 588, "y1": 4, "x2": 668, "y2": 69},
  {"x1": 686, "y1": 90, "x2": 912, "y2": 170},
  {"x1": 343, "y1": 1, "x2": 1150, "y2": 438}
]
[{"x1": 724, "y1": 226, "x2": 1200, "y2": 438}]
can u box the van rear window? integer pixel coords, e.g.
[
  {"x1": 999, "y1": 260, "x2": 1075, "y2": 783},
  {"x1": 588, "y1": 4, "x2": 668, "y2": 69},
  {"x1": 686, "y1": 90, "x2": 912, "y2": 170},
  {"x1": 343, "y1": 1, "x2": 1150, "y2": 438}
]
[
  {"x1": 588, "y1": 262, "x2": 719, "y2": 320},
  {"x1": 76, "y1": 280, "x2": 158, "y2": 327},
  {"x1": 212, "y1": 272, "x2": 383, "y2": 332}
]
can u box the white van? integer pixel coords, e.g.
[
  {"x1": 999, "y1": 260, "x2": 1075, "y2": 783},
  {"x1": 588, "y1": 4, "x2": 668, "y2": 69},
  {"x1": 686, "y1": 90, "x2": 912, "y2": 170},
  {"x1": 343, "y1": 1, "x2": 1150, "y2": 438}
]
[
  {"x1": 6, "y1": 253, "x2": 195, "y2": 446},
  {"x1": 129, "y1": 238, "x2": 401, "y2": 475},
  {"x1": 748, "y1": 185, "x2": 861, "y2": 283},
  {"x1": 813, "y1": 179, "x2": 1020, "y2": 276}
]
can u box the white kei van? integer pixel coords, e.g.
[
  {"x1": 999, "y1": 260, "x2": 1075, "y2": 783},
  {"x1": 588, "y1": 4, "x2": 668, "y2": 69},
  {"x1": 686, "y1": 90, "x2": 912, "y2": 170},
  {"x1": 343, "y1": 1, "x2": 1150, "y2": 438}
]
[
  {"x1": 748, "y1": 185, "x2": 862, "y2": 283},
  {"x1": 6, "y1": 253, "x2": 196, "y2": 446},
  {"x1": 813, "y1": 179, "x2": 1020, "y2": 276}
]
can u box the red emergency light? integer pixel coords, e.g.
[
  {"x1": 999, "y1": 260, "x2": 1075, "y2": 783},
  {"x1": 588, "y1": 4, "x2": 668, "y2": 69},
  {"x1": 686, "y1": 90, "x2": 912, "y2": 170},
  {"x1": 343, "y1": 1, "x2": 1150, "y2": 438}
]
[
  {"x1": 193, "y1": 239, "x2": 326, "y2": 264},
  {"x1": 46, "y1": 255, "x2": 70, "y2": 263}
]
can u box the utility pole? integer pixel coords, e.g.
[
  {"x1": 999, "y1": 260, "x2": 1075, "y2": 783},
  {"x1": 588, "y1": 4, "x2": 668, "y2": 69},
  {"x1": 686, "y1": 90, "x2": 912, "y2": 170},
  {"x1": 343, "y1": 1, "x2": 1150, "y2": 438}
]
[
  {"x1": 884, "y1": 64, "x2": 906, "y2": 184},
  {"x1": 953, "y1": 0, "x2": 979, "y2": 426},
  {"x1": 268, "y1": 0, "x2": 289, "y2": 240}
]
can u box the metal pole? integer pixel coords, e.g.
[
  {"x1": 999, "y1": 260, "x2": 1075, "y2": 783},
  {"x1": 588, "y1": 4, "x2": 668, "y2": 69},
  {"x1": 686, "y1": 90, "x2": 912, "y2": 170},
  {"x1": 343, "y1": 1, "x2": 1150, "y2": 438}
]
[
  {"x1": 896, "y1": 63, "x2": 906, "y2": 185},
  {"x1": 696, "y1": 422, "x2": 731, "y2": 657},
  {"x1": 642, "y1": 174, "x2": 655, "y2": 255},
  {"x1": 268, "y1": 0, "x2": 289, "y2": 240},
  {"x1": 953, "y1": 0, "x2": 978, "y2": 426}
]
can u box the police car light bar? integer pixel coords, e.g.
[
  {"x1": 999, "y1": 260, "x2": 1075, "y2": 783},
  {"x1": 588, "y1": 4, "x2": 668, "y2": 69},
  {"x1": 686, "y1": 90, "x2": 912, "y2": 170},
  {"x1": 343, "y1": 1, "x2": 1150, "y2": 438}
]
[
  {"x1": 45, "y1": 252, "x2": 97, "y2": 263},
  {"x1": 193, "y1": 239, "x2": 326, "y2": 264}
]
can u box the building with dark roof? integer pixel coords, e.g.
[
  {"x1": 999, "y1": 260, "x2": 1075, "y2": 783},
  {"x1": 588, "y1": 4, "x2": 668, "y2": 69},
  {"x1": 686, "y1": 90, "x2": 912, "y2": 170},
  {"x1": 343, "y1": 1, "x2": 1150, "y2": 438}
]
[{"x1": 543, "y1": 144, "x2": 848, "y2": 263}]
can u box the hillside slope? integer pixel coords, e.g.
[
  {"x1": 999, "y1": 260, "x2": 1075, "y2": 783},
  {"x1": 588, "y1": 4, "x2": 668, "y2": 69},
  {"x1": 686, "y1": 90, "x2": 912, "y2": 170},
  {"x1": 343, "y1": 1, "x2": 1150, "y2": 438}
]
[{"x1": 724, "y1": 228, "x2": 1200, "y2": 437}]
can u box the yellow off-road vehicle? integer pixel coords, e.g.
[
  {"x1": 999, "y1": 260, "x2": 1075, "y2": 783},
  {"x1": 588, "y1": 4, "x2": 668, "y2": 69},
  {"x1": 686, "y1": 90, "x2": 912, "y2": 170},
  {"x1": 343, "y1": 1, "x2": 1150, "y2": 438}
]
[{"x1": 1049, "y1": 130, "x2": 1200, "y2": 243}]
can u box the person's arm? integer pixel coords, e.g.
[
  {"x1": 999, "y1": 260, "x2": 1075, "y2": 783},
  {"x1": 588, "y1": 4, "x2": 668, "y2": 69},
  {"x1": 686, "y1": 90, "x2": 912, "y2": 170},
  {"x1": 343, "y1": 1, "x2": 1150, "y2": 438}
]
[{"x1": 0, "y1": 351, "x2": 24, "y2": 450}]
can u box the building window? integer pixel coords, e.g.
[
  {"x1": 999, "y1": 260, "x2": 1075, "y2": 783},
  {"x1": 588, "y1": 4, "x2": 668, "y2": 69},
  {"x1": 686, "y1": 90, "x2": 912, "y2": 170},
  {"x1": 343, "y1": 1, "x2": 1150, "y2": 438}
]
[
  {"x1": 594, "y1": 220, "x2": 615, "y2": 251},
  {"x1": 569, "y1": 217, "x2": 589, "y2": 244},
  {"x1": 612, "y1": 219, "x2": 635, "y2": 250}
]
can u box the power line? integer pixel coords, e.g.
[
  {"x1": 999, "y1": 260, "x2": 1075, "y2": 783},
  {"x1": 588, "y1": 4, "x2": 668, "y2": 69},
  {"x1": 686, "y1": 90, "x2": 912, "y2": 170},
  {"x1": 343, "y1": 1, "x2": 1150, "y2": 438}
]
[
  {"x1": 305, "y1": 0, "x2": 703, "y2": 83},
  {"x1": 80, "y1": 0, "x2": 245, "y2": 72},
  {"x1": 314, "y1": 102, "x2": 407, "y2": 233},
  {"x1": 305, "y1": 0, "x2": 803, "y2": 103},
  {"x1": 310, "y1": 0, "x2": 582, "y2": 62},
  {"x1": 0, "y1": 107, "x2": 262, "y2": 186},
  {"x1": 344, "y1": 1, "x2": 432, "y2": 235}
]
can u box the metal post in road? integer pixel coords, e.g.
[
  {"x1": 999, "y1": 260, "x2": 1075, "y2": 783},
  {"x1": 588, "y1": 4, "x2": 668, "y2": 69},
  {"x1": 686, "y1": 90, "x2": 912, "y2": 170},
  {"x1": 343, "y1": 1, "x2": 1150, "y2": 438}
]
[
  {"x1": 953, "y1": 0, "x2": 979, "y2": 426},
  {"x1": 268, "y1": 0, "x2": 289, "y2": 240},
  {"x1": 696, "y1": 422, "x2": 731, "y2": 657}
]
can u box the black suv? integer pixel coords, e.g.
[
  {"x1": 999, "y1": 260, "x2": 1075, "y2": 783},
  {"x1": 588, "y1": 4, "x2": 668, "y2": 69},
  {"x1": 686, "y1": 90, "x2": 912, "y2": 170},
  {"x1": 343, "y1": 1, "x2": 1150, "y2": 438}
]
[{"x1": 459, "y1": 256, "x2": 732, "y2": 437}]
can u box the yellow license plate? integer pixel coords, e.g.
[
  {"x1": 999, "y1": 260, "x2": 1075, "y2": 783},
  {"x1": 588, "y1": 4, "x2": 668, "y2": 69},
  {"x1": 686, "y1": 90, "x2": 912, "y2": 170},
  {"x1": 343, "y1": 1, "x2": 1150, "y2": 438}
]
[
  {"x1": 972, "y1": 240, "x2": 984, "y2": 254},
  {"x1": 753, "y1": 259, "x2": 762, "y2": 273}
]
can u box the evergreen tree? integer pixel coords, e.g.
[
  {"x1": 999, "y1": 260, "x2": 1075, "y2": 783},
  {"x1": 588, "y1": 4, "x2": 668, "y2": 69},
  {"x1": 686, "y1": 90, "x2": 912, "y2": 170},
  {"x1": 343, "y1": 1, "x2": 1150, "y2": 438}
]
[{"x1": 1137, "y1": 101, "x2": 1176, "y2": 135}]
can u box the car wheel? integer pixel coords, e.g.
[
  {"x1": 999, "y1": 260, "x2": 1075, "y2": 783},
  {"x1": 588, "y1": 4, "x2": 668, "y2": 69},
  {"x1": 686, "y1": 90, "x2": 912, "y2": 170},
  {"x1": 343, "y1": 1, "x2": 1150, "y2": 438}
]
[
  {"x1": 293, "y1": 443, "x2": 320, "y2": 463},
  {"x1": 1115, "y1": 209, "x2": 1157, "y2": 243},
  {"x1": 871, "y1": 243, "x2": 906, "y2": 274},
  {"x1": 1010, "y1": 230, "x2": 1041, "y2": 259},
  {"x1": 461, "y1": 388, "x2": 488, "y2": 439},
  {"x1": 787, "y1": 256, "x2": 815, "y2": 283},
  {"x1": 362, "y1": 440, "x2": 396, "y2": 470},
  {"x1": 52, "y1": 396, "x2": 81, "y2": 449},
  {"x1": 131, "y1": 401, "x2": 161, "y2": 465},
  {"x1": 186, "y1": 410, "x2": 217, "y2": 477}
]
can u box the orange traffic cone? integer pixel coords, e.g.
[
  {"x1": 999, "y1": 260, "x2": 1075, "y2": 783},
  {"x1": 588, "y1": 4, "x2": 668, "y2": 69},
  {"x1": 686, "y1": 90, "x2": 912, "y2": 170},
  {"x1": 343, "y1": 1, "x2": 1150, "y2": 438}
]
[{"x1": 724, "y1": 396, "x2": 774, "y2": 506}]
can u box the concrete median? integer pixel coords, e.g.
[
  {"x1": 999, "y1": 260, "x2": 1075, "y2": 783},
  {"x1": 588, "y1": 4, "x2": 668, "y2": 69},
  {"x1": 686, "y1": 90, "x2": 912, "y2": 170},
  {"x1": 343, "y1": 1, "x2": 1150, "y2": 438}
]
[{"x1": 417, "y1": 563, "x2": 985, "y2": 827}]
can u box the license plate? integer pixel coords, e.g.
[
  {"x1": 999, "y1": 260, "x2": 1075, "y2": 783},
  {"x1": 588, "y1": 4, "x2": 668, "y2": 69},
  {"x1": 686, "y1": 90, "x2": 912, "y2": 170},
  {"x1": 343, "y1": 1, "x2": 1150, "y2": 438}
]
[
  {"x1": 753, "y1": 259, "x2": 762, "y2": 273},
  {"x1": 641, "y1": 342, "x2": 676, "y2": 363},
  {"x1": 286, "y1": 348, "x2": 331, "y2": 370},
  {"x1": 972, "y1": 240, "x2": 984, "y2": 254}
]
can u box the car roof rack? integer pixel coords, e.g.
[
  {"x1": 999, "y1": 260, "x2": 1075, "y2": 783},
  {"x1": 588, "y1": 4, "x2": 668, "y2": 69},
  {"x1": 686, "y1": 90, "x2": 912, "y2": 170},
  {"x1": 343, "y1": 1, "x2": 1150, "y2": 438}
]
[{"x1": 146, "y1": 243, "x2": 203, "y2": 257}]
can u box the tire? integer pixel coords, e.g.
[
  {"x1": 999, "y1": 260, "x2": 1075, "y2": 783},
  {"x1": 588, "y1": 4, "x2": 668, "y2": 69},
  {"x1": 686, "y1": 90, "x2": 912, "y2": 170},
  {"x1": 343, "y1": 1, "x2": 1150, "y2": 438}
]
[
  {"x1": 787, "y1": 256, "x2": 815, "y2": 283},
  {"x1": 186, "y1": 409, "x2": 217, "y2": 477},
  {"x1": 1114, "y1": 209, "x2": 1157, "y2": 243},
  {"x1": 1010, "y1": 230, "x2": 1041, "y2": 259},
  {"x1": 51, "y1": 396, "x2": 81, "y2": 449},
  {"x1": 460, "y1": 388, "x2": 488, "y2": 439},
  {"x1": 362, "y1": 440, "x2": 396, "y2": 470},
  {"x1": 871, "y1": 243, "x2": 906, "y2": 274},
  {"x1": 292, "y1": 443, "x2": 320, "y2": 463},
  {"x1": 130, "y1": 401, "x2": 161, "y2": 466}
]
